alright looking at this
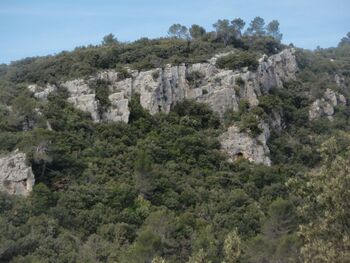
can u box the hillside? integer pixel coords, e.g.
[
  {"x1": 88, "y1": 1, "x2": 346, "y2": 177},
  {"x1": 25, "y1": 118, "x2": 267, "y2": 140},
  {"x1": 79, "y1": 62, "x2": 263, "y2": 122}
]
[{"x1": 0, "y1": 20, "x2": 350, "y2": 263}]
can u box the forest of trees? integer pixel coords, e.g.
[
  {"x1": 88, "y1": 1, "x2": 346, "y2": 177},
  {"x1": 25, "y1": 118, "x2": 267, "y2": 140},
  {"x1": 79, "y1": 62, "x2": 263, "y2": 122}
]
[{"x1": 0, "y1": 15, "x2": 350, "y2": 262}]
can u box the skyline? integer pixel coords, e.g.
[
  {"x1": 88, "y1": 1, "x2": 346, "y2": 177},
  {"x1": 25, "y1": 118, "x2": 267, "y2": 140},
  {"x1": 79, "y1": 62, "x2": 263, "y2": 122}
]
[{"x1": 1, "y1": 0, "x2": 349, "y2": 64}]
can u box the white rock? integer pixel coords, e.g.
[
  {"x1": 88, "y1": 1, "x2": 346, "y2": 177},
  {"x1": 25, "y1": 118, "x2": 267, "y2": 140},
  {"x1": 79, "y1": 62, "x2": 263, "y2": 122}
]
[
  {"x1": 0, "y1": 150, "x2": 35, "y2": 196},
  {"x1": 309, "y1": 88, "x2": 347, "y2": 121},
  {"x1": 25, "y1": 49, "x2": 298, "y2": 166},
  {"x1": 27, "y1": 48, "x2": 298, "y2": 127},
  {"x1": 220, "y1": 124, "x2": 271, "y2": 166},
  {"x1": 28, "y1": 84, "x2": 57, "y2": 99},
  {"x1": 62, "y1": 79, "x2": 91, "y2": 96},
  {"x1": 67, "y1": 94, "x2": 100, "y2": 122},
  {"x1": 324, "y1": 88, "x2": 338, "y2": 106},
  {"x1": 104, "y1": 92, "x2": 130, "y2": 123}
]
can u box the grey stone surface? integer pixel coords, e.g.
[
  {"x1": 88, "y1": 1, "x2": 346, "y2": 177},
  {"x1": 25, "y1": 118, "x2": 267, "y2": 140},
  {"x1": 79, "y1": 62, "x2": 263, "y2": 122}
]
[
  {"x1": 27, "y1": 49, "x2": 298, "y2": 166},
  {"x1": 220, "y1": 122, "x2": 271, "y2": 166},
  {"x1": 28, "y1": 48, "x2": 297, "y2": 124},
  {"x1": 309, "y1": 88, "x2": 347, "y2": 121},
  {"x1": 28, "y1": 84, "x2": 57, "y2": 100},
  {"x1": 0, "y1": 150, "x2": 35, "y2": 196}
]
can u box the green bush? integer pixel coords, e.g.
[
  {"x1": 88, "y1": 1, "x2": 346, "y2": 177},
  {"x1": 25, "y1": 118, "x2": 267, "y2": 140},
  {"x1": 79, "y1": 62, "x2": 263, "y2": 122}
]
[
  {"x1": 216, "y1": 51, "x2": 259, "y2": 71},
  {"x1": 152, "y1": 70, "x2": 160, "y2": 80},
  {"x1": 235, "y1": 76, "x2": 245, "y2": 86},
  {"x1": 186, "y1": 70, "x2": 205, "y2": 88},
  {"x1": 89, "y1": 79, "x2": 111, "y2": 117},
  {"x1": 239, "y1": 112, "x2": 262, "y2": 136},
  {"x1": 258, "y1": 95, "x2": 282, "y2": 114},
  {"x1": 115, "y1": 66, "x2": 132, "y2": 80}
]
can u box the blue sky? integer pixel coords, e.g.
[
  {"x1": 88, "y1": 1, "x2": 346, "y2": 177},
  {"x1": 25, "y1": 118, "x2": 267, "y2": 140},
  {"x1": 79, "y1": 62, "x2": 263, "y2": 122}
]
[{"x1": 0, "y1": 0, "x2": 349, "y2": 64}]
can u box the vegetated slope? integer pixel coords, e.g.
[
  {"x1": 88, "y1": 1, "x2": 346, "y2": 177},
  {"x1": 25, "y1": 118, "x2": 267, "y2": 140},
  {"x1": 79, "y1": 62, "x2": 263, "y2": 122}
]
[{"x1": 0, "y1": 23, "x2": 350, "y2": 262}]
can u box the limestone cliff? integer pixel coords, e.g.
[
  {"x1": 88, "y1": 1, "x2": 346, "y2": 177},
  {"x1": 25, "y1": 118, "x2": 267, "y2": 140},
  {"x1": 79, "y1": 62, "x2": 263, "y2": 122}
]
[
  {"x1": 0, "y1": 150, "x2": 35, "y2": 196},
  {"x1": 28, "y1": 48, "x2": 297, "y2": 123},
  {"x1": 27, "y1": 48, "x2": 298, "y2": 165}
]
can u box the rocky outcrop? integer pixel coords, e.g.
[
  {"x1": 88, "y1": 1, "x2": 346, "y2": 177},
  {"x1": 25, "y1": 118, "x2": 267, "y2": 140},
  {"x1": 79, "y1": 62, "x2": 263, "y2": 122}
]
[
  {"x1": 28, "y1": 84, "x2": 57, "y2": 100},
  {"x1": 0, "y1": 150, "x2": 35, "y2": 196},
  {"x1": 28, "y1": 48, "x2": 297, "y2": 123},
  {"x1": 309, "y1": 88, "x2": 347, "y2": 121},
  {"x1": 62, "y1": 79, "x2": 101, "y2": 122},
  {"x1": 334, "y1": 74, "x2": 347, "y2": 89},
  {"x1": 220, "y1": 122, "x2": 271, "y2": 166},
  {"x1": 129, "y1": 48, "x2": 297, "y2": 117},
  {"x1": 103, "y1": 92, "x2": 130, "y2": 123},
  {"x1": 27, "y1": 49, "x2": 297, "y2": 166}
]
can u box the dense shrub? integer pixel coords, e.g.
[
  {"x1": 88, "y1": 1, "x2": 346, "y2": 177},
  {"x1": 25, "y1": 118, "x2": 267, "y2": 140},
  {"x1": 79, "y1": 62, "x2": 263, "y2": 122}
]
[
  {"x1": 186, "y1": 70, "x2": 205, "y2": 88},
  {"x1": 216, "y1": 51, "x2": 259, "y2": 71},
  {"x1": 90, "y1": 79, "x2": 111, "y2": 117}
]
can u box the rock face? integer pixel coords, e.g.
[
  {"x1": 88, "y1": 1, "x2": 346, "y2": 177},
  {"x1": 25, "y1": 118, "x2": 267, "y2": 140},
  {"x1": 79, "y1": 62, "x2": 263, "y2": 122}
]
[
  {"x1": 27, "y1": 48, "x2": 298, "y2": 165},
  {"x1": 63, "y1": 79, "x2": 101, "y2": 122},
  {"x1": 28, "y1": 48, "x2": 297, "y2": 123},
  {"x1": 220, "y1": 122, "x2": 271, "y2": 166},
  {"x1": 309, "y1": 88, "x2": 347, "y2": 121},
  {"x1": 0, "y1": 151, "x2": 35, "y2": 196},
  {"x1": 28, "y1": 84, "x2": 57, "y2": 100}
]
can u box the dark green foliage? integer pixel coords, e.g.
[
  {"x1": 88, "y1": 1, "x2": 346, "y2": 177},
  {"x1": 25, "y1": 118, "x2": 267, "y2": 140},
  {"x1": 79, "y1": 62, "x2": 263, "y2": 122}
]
[
  {"x1": 245, "y1": 16, "x2": 266, "y2": 36},
  {"x1": 189, "y1": 24, "x2": 206, "y2": 40},
  {"x1": 213, "y1": 19, "x2": 234, "y2": 45},
  {"x1": 239, "y1": 112, "x2": 262, "y2": 136},
  {"x1": 0, "y1": 95, "x2": 293, "y2": 262},
  {"x1": 258, "y1": 94, "x2": 282, "y2": 114},
  {"x1": 243, "y1": 35, "x2": 283, "y2": 55},
  {"x1": 339, "y1": 32, "x2": 350, "y2": 47},
  {"x1": 224, "y1": 100, "x2": 264, "y2": 137},
  {"x1": 90, "y1": 79, "x2": 111, "y2": 117},
  {"x1": 152, "y1": 70, "x2": 159, "y2": 80},
  {"x1": 101, "y1": 33, "x2": 119, "y2": 46},
  {"x1": 235, "y1": 76, "x2": 245, "y2": 86},
  {"x1": 266, "y1": 20, "x2": 283, "y2": 41},
  {"x1": 186, "y1": 70, "x2": 205, "y2": 88},
  {"x1": 173, "y1": 99, "x2": 221, "y2": 129},
  {"x1": 115, "y1": 66, "x2": 132, "y2": 80},
  {"x1": 168, "y1": 24, "x2": 189, "y2": 39},
  {"x1": 216, "y1": 51, "x2": 259, "y2": 71}
]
